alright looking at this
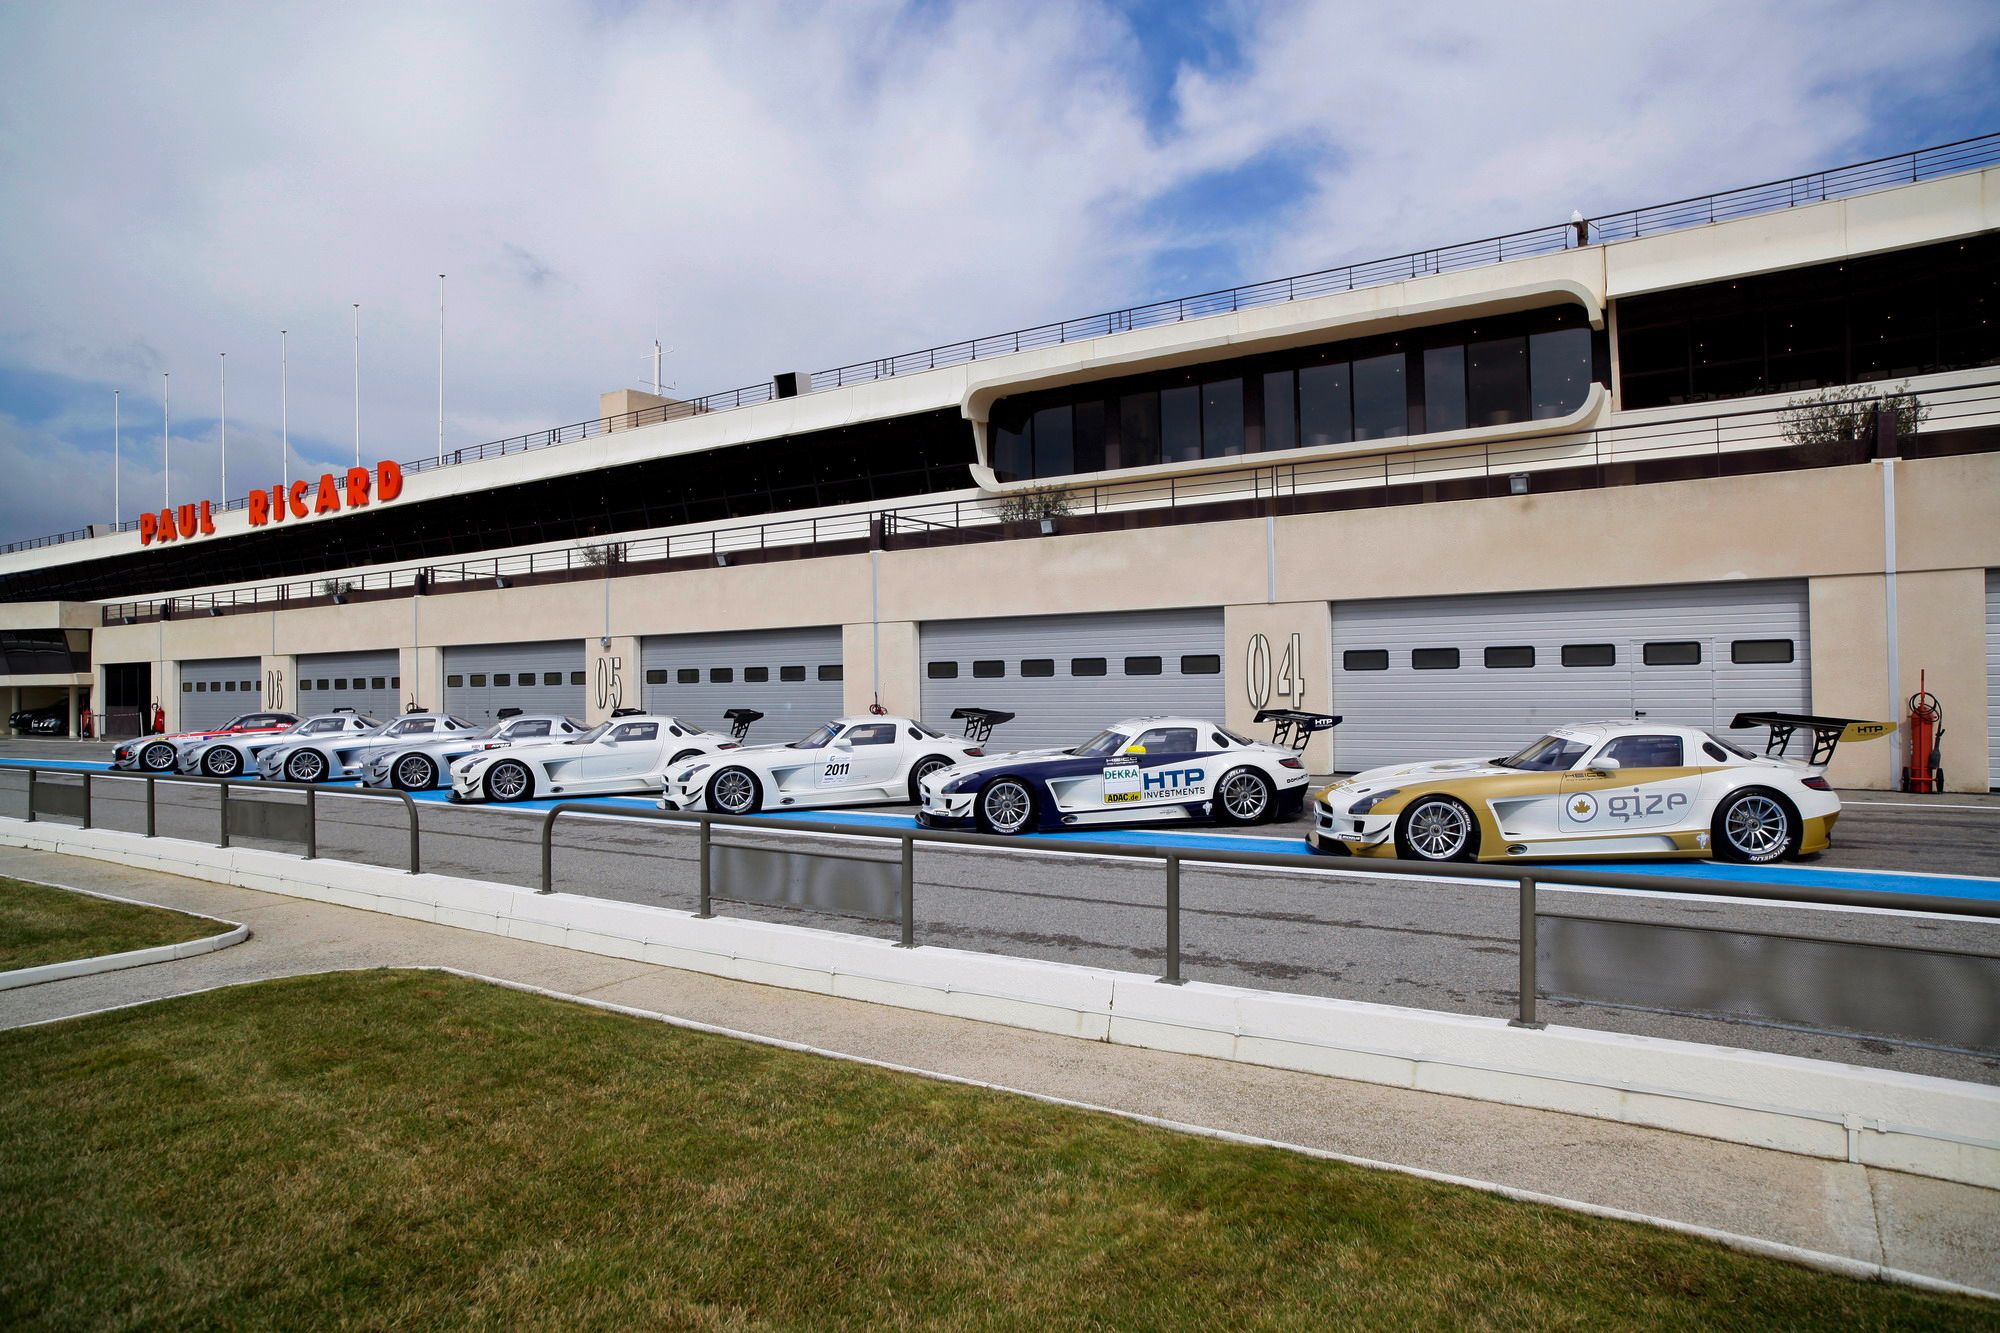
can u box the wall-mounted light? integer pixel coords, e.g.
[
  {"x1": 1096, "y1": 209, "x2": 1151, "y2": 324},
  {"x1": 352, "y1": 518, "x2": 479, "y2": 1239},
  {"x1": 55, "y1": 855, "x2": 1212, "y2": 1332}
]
[
  {"x1": 715, "y1": 553, "x2": 730, "y2": 568},
  {"x1": 495, "y1": 575, "x2": 512, "y2": 589},
  {"x1": 1508, "y1": 473, "x2": 1530, "y2": 496}
]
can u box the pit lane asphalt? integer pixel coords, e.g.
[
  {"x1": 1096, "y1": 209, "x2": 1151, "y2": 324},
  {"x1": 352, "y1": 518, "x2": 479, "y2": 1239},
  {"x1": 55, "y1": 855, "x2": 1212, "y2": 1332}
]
[{"x1": 2, "y1": 744, "x2": 1995, "y2": 1086}]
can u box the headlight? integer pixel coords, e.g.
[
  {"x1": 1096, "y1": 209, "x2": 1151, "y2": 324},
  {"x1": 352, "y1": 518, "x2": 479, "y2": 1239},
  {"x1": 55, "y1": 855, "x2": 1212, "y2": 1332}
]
[
  {"x1": 676, "y1": 765, "x2": 708, "y2": 784},
  {"x1": 1348, "y1": 788, "x2": 1401, "y2": 816}
]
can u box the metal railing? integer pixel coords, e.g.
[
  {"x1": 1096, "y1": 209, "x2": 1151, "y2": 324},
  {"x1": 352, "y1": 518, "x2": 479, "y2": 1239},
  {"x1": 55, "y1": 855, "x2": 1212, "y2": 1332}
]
[
  {"x1": 10, "y1": 131, "x2": 1998, "y2": 558},
  {"x1": 536, "y1": 804, "x2": 2000, "y2": 1030},
  {"x1": 98, "y1": 375, "x2": 2000, "y2": 625},
  {"x1": 19, "y1": 765, "x2": 420, "y2": 873}
]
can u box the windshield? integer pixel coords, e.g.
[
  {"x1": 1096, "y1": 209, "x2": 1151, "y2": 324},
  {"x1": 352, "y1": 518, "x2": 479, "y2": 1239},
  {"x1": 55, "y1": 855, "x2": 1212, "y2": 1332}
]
[
  {"x1": 1073, "y1": 729, "x2": 1131, "y2": 758},
  {"x1": 1706, "y1": 732, "x2": 1758, "y2": 760},
  {"x1": 790, "y1": 722, "x2": 840, "y2": 750},
  {"x1": 472, "y1": 721, "x2": 508, "y2": 740},
  {"x1": 567, "y1": 722, "x2": 613, "y2": 745},
  {"x1": 1498, "y1": 735, "x2": 1591, "y2": 772}
]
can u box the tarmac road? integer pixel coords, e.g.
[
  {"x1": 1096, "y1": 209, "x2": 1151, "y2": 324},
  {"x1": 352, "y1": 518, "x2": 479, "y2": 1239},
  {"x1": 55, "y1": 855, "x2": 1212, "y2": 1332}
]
[{"x1": 3, "y1": 753, "x2": 1995, "y2": 1087}]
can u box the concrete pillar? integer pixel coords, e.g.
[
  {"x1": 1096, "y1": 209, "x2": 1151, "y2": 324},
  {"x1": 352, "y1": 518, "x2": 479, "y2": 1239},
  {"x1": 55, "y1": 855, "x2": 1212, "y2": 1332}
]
[
  {"x1": 1893, "y1": 567, "x2": 1990, "y2": 794},
  {"x1": 3, "y1": 685, "x2": 16, "y2": 735},
  {"x1": 66, "y1": 684, "x2": 79, "y2": 738},
  {"x1": 259, "y1": 654, "x2": 297, "y2": 715},
  {"x1": 842, "y1": 621, "x2": 919, "y2": 719},
  {"x1": 396, "y1": 647, "x2": 445, "y2": 714},
  {"x1": 1807, "y1": 575, "x2": 1890, "y2": 790},
  {"x1": 586, "y1": 636, "x2": 640, "y2": 724},
  {"x1": 158, "y1": 658, "x2": 180, "y2": 732},
  {"x1": 1225, "y1": 601, "x2": 1336, "y2": 774}
]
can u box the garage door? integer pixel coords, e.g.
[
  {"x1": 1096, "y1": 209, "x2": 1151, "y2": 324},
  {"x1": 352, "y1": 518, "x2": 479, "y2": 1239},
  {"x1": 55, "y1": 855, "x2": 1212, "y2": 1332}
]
[
  {"x1": 640, "y1": 626, "x2": 843, "y2": 741},
  {"x1": 444, "y1": 641, "x2": 586, "y2": 725},
  {"x1": 919, "y1": 609, "x2": 1225, "y2": 753},
  {"x1": 1987, "y1": 570, "x2": 1999, "y2": 789},
  {"x1": 178, "y1": 657, "x2": 260, "y2": 730},
  {"x1": 1331, "y1": 581, "x2": 1810, "y2": 772},
  {"x1": 296, "y1": 650, "x2": 400, "y2": 722}
]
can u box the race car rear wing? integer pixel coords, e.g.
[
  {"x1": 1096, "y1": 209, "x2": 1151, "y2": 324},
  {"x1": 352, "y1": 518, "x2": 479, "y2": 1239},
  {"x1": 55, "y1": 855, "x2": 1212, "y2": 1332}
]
[
  {"x1": 723, "y1": 708, "x2": 764, "y2": 741},
  {"x1": 950, "y1": 707, "x2": 1015, "y2": 745},
  {"x1": 1729, "y1": 712, "x2": 1896, "y2": 768},
  {"x1": 1254, "y1": 709, "x2": 1342, "y2": 751}
]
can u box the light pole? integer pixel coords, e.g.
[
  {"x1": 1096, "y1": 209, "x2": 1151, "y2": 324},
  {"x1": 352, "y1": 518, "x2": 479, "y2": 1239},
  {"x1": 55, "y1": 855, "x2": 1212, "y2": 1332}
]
[
  {"x1": 113, "y1": 390, "x2": 121, "y2": 526},
  {"x1": 219, "y1": 351, "x2": 228, "y2": 499},
  {"x1": 437, "y1": 274, "x2": 446, "y2": 464},
  {"x1": 162, "y1": 373, "x2": 171, "y2": 509},
  {"x1": 352, "y1": 302, "x2": 362, "y2": 467},
  {"x1": 280, "y1": 330, "x2": 289, "y2": 487}
]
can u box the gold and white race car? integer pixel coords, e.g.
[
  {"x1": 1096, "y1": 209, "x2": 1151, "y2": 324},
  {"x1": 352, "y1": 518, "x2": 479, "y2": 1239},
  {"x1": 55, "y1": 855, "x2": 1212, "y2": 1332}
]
[{"x1": 1307, "y1": 714, "x2": 1892, "y2": 864}]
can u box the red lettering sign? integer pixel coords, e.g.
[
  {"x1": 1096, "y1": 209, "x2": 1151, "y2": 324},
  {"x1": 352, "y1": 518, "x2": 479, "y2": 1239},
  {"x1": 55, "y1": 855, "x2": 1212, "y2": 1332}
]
[{"x1": 146, "y1": 458, "x2": 408, "y2": 547}]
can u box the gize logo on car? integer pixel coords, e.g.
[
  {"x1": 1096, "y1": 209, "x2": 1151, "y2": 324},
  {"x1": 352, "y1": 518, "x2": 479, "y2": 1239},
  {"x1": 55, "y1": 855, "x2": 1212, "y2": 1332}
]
[{"x1": 1103, "y1": 762, "x2": 1142, "y2": 803}]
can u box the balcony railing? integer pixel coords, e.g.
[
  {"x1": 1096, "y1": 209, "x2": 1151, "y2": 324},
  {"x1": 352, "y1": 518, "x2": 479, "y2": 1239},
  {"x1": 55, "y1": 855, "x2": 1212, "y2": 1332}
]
[
  {"x1": 95, "y1": 377, "x2": 2000, "y2": 626},
  {"x1": 14, "y1": 131, "x2": 2000, "y2": 559}
]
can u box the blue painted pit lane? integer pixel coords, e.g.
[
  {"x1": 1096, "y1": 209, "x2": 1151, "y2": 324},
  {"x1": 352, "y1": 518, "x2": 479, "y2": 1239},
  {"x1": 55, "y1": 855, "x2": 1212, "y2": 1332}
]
[{"x1": 5, "y1": 758, "x2": 1995, "y2": 905}]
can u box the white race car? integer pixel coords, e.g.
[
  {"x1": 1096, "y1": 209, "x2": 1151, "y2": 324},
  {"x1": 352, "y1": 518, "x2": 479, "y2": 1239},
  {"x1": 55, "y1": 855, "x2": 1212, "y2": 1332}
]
[
  {"x1": 660, "y1": 714, "x2": 990, "y2": 815},
  {"x1": 362, "y1": 711, "x2": 584, "y2": 790},
  {"x1": 917, "y1": 716, "x2": 1313, "y2": 834},
  {"x1": 450, "y1": 713, "x2": 738, "y2": 803},
  {"x1": 110, "y1": 711, "x2": 299, "y2": 773},
  {"x1": 1305, "y1": 713, "x2": 1891, "y2": 864},
  {"x1": 178, "y1": 711, "x2": 378, "y2": 778},
  {"x1": 255, "y1": 713, "x2": 468, "y2": 784}
]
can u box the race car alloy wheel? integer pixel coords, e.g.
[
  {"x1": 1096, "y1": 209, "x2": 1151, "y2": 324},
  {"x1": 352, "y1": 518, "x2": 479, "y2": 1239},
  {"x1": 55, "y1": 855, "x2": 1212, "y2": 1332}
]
[
  {"x1": 485, "y1": 760, "x2": 533, "y2": 802},
  {"x1": 202, "y1": 748, "x2": 243, "y2": 778},
  {"x1": 284, "y1": 750, "x2": 328, "y2": 784},
  {"x1": 977, "y1": 779, "x2": 1034, "y2": 835},
  {"x1": 141, "y1": 742, "x2": 177, "y2": 773},
  {"x1": 707, "y1": 767, "x2": 761, "y2": 815},
  {"x1": 1215, "y1": 768, "x2": 1274, "y2": 825},
  {"x1": 908, "y1": 756, "x2": 953, "y2": 804},
  {"x1": 1715, "y1": 789, "x2": 1797, "y2": 863},
  {"x1": 393, "y1": 754, "x2": 438, "y2": 791},
  {"x1": 1397, "y1": 796, "x2": 1476, "y2": 862}
]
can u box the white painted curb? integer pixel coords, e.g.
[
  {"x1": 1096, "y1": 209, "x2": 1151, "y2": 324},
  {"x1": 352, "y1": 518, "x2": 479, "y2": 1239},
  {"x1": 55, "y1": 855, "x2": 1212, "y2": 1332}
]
[
  {"x1": 4, "y1": 816, "x2": 1997, "y2": 1192},
  {"x1": 0, "y1": 875, "x2": 249, "y2": 991}
]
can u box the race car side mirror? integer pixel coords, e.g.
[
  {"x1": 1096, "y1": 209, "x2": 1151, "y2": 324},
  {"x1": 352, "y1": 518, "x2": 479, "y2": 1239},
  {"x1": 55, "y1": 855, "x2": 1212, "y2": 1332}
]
[
  {"x1": 1590, "y1": 756, "x2": 1621, "y2": 772},
  {"x1": 832, "y1": 737, "x2": 853, "y2": 751},
  {"x1": 1123, "y1": 744, "x2": 1147, "y2": 756}
]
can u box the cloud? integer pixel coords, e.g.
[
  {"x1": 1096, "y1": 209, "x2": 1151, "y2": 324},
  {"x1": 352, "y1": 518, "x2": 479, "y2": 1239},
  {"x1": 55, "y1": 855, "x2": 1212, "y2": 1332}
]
[{"x1": 0, "y1": 0, "x2": 1995, "y2": 545}]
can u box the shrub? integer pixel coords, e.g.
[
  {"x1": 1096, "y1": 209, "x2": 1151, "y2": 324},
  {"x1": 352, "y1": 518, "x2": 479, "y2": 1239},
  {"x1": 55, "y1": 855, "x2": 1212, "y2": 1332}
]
[
  {"x1": 991, "y1": 486, "x2": 1073, "y2": 524},
  {"x1": 1780, "y1": 382, "x2": 1929, "y2": 450}
]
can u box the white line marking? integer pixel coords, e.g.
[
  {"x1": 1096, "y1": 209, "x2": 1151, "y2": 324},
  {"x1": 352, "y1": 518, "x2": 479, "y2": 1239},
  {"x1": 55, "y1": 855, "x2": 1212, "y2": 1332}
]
[{"x1": 1844, "y1": 800, "x2": 2000, "y2": 813}]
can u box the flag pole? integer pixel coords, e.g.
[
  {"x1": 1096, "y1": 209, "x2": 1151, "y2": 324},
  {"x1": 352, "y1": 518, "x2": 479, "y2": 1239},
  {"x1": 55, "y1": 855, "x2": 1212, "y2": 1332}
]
[
  {"x1": 437, "y1": 274, "x2": 446, "y2": 464},
  {"x1": 219, "y1": 351, "x2": 228, "y2": 500},
  {"x1": 280, "y1": 330, "x2": 289, "y2": 488},
  {"x1": 162, "y1": 373, "x2": 171, "y2": 509},
  {"x1": 113, "y1": 390, "x2": 121, "y2": 525},
  {"x1": 352, "y1": 302, "x2": 362, "y2": 467}
]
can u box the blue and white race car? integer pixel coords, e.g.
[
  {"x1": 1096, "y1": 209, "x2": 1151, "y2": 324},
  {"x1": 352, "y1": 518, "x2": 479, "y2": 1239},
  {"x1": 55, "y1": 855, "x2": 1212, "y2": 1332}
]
[
  {"x1": 178, "y1": 711, "x2": 377, "y2": 778},
  {"x1": 918, "y1": 716, "x2": 1314, "y2": 835},
  {"x1": 255, "y1": 712, "x2": 471, "y2": 784}
]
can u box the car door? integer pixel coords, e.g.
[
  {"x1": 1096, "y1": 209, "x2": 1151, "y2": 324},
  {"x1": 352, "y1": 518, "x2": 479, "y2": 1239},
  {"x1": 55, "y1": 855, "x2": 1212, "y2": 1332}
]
[
  {"x1": 817, "y1": 722, "x2": 902, "y2": 794},
  {"x1": 582, "y1": 721, "x2": 666, "y2": 786},
  {"x1": 1559, "y1": 734, "x2": 1700, "y2": 834},
  {"x1": 1123, "y1": 725, "x2": 1209, "y2": 811}
]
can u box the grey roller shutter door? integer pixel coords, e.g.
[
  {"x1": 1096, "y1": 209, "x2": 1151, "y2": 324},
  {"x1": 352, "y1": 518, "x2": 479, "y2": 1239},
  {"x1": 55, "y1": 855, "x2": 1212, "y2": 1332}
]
[
  {"x1": 444, "y1": 641, "x2": 586, "y2": 725},
  {"x1": 297, "y1": 650, "x2": 401, "y2": 722},
  {"x1": 178, "y1": 657, "x2": 261, "y2": 730},
  {"x1": 919, "y1": 609, "x2": 1225, "y2": 753},
  {"x1": 1331, "y1": 581, "x2": 1810, "y2": 772},
  {"x1": 641, "y1": 626, "x2": 843, "y2": 740},
  {"x1": 1987, "y1": 571, "x2": 1999, "y2": 788}
]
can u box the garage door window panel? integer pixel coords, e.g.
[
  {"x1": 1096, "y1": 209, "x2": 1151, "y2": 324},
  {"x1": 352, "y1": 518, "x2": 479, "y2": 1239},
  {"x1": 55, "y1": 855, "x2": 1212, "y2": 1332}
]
[
  {"x1": 1125, "y1": 656, "x2": 1163, "y2": 676},
  {"x1": 1023, "y1": 659, "x2": 1054, "y2": 677},
  {"x1": 1412, "y1": 648, "x2": 1460, "y2": 670},
  {"x1": 973, "y1": 660, "x2": 1004, "y2": 679},
  {"x1": 1644, "y1": 641, "x2": 1702, "y2": 666},
  {"x1": 1562, "y1": 644, "x2": 1617, "y2": 667},
  {"x1": 1732, "y1": 639, "x2": 1794, "y2": 664},
  {"x1": 1484, "y1": 646, "x2": 1534, "y2": 668},
  {"x1": 1343, "y1": 650, "x2": 1389, "y2": 671}
]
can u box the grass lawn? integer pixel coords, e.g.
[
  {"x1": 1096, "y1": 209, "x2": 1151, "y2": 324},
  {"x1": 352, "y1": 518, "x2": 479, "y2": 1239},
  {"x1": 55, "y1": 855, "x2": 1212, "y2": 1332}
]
[
  {"x1": 0, "y1": 876, "x2": 223, "y2": 972},
  {"x1": 0, "y1": 972, "x2": 1991, "y2": 1330}
]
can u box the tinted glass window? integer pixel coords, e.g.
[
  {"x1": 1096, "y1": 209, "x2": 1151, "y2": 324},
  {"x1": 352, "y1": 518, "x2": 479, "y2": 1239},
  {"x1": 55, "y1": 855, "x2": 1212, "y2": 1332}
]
[
  {"x1": 1732, "y1": 639, "x2": 1794, "y2": 664},
  {"x1": 569, "y1": 672, "x2": 585, "y2": 686},
  {"x1": 1119, "y1": 393, "x2": 1161, "y2": 469},
  {"x1": 543, "y1": 673, "x2": 562, "y2": 686},
  {"x1": 1071, "y1": 657, "x2": 1107, "y2": 676},
  {"x1": 972, "y1": 660, "x2": 1004, "y2": 679},
  {"x1": 370, "y1": 677, "x2": 386, "y2": 690},
  {"x1": 1202, "y1": 378, "x2": 1244, "y2": 457},
  {"x1": 1529, "y1": 326, "x2": 1593, "y2": 418},
  {"x1": 1343, "y1": 650, "x2": 1389, "y2": 671},
  {"x1": 844, "y1": 723, "x2": 896, "y2": 745},
  {"x1": 991, "y1": 416, "x2": 1031, "y2": 483},
  {"x1": 745, "y1": 667, "x2": 769, "y2": 683},
  {"x1": 1072, "y1": 399, "x2": 1106, "y2": 473},
  {"x1": 469, "y1": 675, "x2": 486, "y2": 688},
  {"x1": 926, "y1": 661, "x2": 958, "y2": 679},
  {"x1": 335, "y1": 678, "x2": 349, "y2": 690},
  {"x1": 509, "y1": 721, "x2": 551, "y2": 737},
  {"x1": 1298, "y1": 363, "x2": 1351, "y2": 446},
  {"x1": 1261, "y1": 370, "x2": 1296, "y2": 451},
  {"x1": 1022, "y1": 658, "x2": 1055, "y2": 677},
  {"x1": 678, "y1": 668, "x2": 698, "y2": 684},
  {"x1": 1160, "y1": 384, "x2": 1201, "y2": 463},
  {"x1": 1484, "y1": 646, "x2": 1534, "y2": 668},
  {"x1": 493, "y1": 675, "x2": 510, "y2": 688},
  {"x1": 1600, "y1": 735, "x2": 1684, "y2": 768},
  {"x1": 224, "y1": 681, "x2": 236, "y2": 692},
  {"x1": 1133, "y1": 726, "x2": 1198, "y2": 752},
  {"x1": 1351, "y1": 353, "x2": 1406, "y2": 441},
  {"x1": 709, "y1": 668, "x2": 733, "y2": 683},
  {"x1": 1499, "y1": 735, "x2": 1589, "y2": 771},
  {"x1": 447, "y1": 676, "x2": 465, "y2": 688},
  {"x1": 780, "y1": 665, "x2": 805, "y2": 682},
  {"x1": 1467, "y1": 336, "x2": 1529, "y2": 426},
  {"x1": 611, "y1": 722, "x2": 658, "y2": 742},
  {"x1": 1643, "y1": 641, "x2": 1702, "y2": 666},
  {"x1": 1423, "y1": 345, "x2": 1467, "y2": 433},
  {"x1": 1412, "y1": 647, "x2": 1460, "y2": 669},
  {"x1": 399, "y1": 719, "x2": 436, "y2": 735},
  {"x1": 645, "y1": 669, "x2": 668, "y2": 684},
  {"x1": 1561, "y1": 644, "x2": 1616, "y2": 667},
  {"x1": 1032, "y1": 405, "x2": 1073, "y2": 477},
  {"x1": 1180, "y1": 654, "x2": 1221, "y2": 675},
  {"x1": 1124, "y1": 656, "x2": 1163, "y2": 675},
  {"x1": 817, "y1": 665, "x2": 843, "y2": 681}
]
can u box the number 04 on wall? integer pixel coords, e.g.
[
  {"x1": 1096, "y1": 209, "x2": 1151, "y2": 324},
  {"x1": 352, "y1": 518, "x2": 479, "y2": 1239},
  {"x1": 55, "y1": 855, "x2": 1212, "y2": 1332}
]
[{"x1": 1246, "y1": 632, "x2": 1306, "y2": 711}]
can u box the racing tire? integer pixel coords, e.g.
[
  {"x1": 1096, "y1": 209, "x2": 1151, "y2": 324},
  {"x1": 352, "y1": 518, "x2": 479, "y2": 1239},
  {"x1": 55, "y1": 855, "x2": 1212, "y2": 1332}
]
[
  {"x1": 140, "y1": 742, "x2": 177, "y2": 773},
  {"x1": 484, "y1": 759, "x2": 534, "y2": 803},
  {"x1": 1395, "y1": 796, "x2": 1478, "y2": 862},
  {"x1": 975, "y1": 778, "x2": 1035, "y2": 836},
  {"x1": 706, "y1": 766, "x2": 762, "y2": 815},
  {"x1": 907, "y1": 755, "x2": 953, "y2": 804},
  {"x1": 284, "y1": 749, "x2": 328, "y2": 785},
  {"x1": 201, "y1": 747, "x2": 244, "y2": 779},
  {"x1": 1214, "y1": 767, "x2": 1275, "y2": 825},
  {"x1": 1713, "y1": 788, "x2": 1798, "y2": 864},
  {"x1": 391, "y1": 754, "x2": 438, "y2": 791}
]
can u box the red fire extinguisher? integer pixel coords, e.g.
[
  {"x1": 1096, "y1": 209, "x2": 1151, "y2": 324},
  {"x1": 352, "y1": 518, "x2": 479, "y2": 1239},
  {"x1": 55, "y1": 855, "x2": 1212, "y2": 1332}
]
[
  {"x1": 151, "y1": 700, "x2": 166, "y2": 735},
  {"x1": 1901, "y1": 671, "x2": 1944, "y2": 794},
  {"x1": 80, "y1": 707, "x2": 92, "y2": 740}
]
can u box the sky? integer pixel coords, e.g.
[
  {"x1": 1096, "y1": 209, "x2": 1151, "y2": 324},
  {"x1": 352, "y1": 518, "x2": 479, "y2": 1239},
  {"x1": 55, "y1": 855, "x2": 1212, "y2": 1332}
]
[{"x1": 2, "y1": 0, "x2": 1997, "y2": 545}]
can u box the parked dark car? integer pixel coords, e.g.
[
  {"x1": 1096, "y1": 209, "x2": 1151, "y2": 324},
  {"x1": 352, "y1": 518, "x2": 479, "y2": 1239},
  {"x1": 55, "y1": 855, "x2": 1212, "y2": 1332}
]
[{"x1": 9, "y1": 703, "x2": 68, "y2": 737}]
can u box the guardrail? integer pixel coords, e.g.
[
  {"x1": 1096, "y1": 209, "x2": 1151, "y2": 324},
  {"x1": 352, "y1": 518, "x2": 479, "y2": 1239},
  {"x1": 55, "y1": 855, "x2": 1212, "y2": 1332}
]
[
  {"x1": 13, "y1": 131, "x2": 1999, "y2": 559},
  {"x1": 96, "y1": 375, "x2": 2000, "y2": 625},
  {"x1": 536, "y1": 803, "x2": 2000, "y2": 1033}
]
